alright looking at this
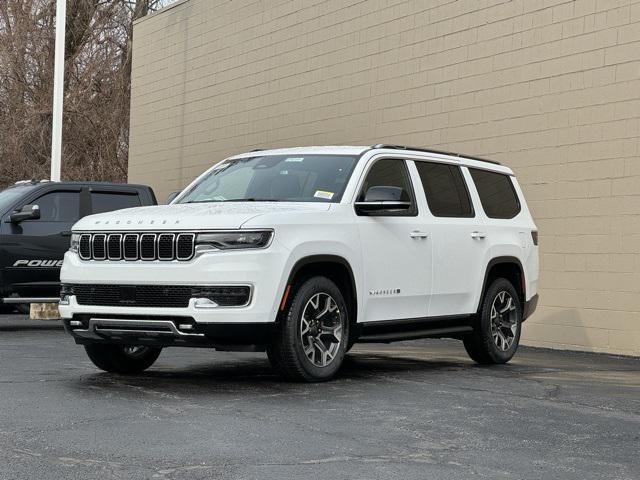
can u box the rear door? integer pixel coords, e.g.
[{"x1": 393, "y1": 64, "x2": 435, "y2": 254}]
[
  {"x1": 1, "y1": 186, "x2": 84, "y2": 298},
  {"x1": 414, "y1": 160, "x2": 487, "y2": 316}
]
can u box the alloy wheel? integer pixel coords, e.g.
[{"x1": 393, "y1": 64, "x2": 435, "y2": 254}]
[
  {"x1": 299, "y1": 292, "x2": 343, "y2": 367},
  {"x1": 490, "y1": 291, "x2": 518, "y2": 351}
]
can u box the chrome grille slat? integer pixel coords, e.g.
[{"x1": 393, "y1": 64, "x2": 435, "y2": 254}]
[
  {"x1": 157, "y1": 233, "x2": 175, "y2": 260},
  {"x1": 140, "y1": 233, "x2": 157, "y2": 260},
  {"x1": 79, "y1": 234, "x2": 92, "y2": 260},
  {"x1": 176, "y1": 233, "x2": 195, "y2": 260},
  {"x1": 77, "y1": 232, "x2": 194, "y2": 262},
  {"x1": 123, "y1": 234, "x2": 139, "y2": 260},
  {"x1": 92, "y1": 234, "x2": 106, "y2": 260},
  {"x1": 107, "y1": 234, "x2": 122, "y2": 260}
]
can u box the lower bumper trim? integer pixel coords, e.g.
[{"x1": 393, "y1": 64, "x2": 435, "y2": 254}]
[{"x1": 64, "y1": 315, "x2": 273, "y2": 350}]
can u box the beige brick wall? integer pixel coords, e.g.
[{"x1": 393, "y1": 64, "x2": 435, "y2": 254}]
[{"x1": 129, "y1": 0, "x2": 640, "y2": 356}]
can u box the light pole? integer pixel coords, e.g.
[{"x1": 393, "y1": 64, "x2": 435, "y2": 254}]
[{"x1": 50, "y1": 0, "x2": 66, "y2": 182}]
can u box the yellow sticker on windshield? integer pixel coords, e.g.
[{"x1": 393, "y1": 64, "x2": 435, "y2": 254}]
[{"x1": 314, "y1": 190, "x2": 334, "y2": 200}]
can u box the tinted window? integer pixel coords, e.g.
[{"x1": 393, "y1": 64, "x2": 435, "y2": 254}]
[
  {"x1": 415, "y1": 162, "x2": 473, "y2": 217},
  {"x1": 34, "y1": 191, "x2": 80, "y2": 222},
  {"x1": 91, "y1": 192, "x2": 141, "y2": 214},
  {"x1": 0, "y1": 185, "x2": 36, "y2": 213},
  {"x1": 357, "y1": 159, "x2": 416, "y2": 215},
  {"x1": 470, "y1": 169, "x2": 521, "y2": 219}
]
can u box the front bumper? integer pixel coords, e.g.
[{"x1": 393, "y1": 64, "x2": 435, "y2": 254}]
[{"x1": 63, "y1": 315, "x2": 272, "y2": 350}]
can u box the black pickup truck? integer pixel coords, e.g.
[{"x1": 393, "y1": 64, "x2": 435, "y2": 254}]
[{"x1": 0, "y1": 180, "x2": 156, "y2": 310}]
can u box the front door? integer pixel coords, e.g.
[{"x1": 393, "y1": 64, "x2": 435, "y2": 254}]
[
  {"x1": 0, "y1": 188, "x2": 82, "y2": 298},
  {"x1": 354, "y1": 157, "x2": 432, "y2": 322}
]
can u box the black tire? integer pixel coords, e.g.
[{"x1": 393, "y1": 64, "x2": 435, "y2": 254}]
[
  {"x1": 464, "y1": 278, "x2": 522, "y2": 364},
  {"x1": 267, "y1": 276, "x2": 349, "y2": 382},
  {"x1": 84, "y1": 344, "x2": 162, "y2": 374}
]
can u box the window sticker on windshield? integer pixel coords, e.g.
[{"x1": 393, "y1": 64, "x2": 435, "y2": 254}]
[
  {"x1": 285, "y1": 157, "x2": 304, "y2": 162},
  {"x1": 314, "y1": 190, "x2": 334, "y2": 200}
]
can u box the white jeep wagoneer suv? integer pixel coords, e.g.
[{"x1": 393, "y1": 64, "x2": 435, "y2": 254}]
[{"x1": 60, "y1": 145, "x2": 539, "y2": 381}]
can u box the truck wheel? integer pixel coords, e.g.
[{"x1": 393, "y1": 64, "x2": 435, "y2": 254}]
[
  {"x1": 84, "y1": 344, "x2": 162, "y2": 374},
  {"x1": 267, "y1": 276, "x2": 349, "y2": 382},
  {"x1": 463, "y1": 278, "x2": 522, "y2": 364}
]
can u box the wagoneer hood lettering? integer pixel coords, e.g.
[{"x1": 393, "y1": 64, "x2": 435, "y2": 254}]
[{"x1": 72, "y1": 202, "x2": 331, "y2": 231}]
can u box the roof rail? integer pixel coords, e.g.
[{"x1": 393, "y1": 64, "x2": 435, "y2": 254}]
[
  {"x1": 371, "y1": 144, "x2": 501, "y2": 165},
  {"x1": 14, "y1": 179, "x2": 51, "y2": 185}
]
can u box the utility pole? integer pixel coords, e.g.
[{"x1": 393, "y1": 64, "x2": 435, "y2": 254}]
[{"x1": 50, "y1": 0, "x2": 66, "y2": 182}]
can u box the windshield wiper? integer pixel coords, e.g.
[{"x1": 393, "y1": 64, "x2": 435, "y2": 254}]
[
  {"x1": 184, "y1": 198, "x2": 284, "y2": 204},
  {"x1": 222, "y1": 198, "x2": 284, "y2": 202}
]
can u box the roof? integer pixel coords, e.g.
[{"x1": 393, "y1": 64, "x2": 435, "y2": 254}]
[
  {"x1": 228, "y1": 145, "x2": 513, "y2": 174},
  {"x1": 228, "y1": 146, "x2": 370, "y2": 159}
]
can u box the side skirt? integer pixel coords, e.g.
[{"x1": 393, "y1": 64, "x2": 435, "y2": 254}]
[{"x1": 354, "y1": 315, "x2": 474, "y2": 343}]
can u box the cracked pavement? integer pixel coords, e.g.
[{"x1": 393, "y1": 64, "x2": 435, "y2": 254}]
[{"x1": 1, "y1": 314, "x2": 639, "y2": 479}]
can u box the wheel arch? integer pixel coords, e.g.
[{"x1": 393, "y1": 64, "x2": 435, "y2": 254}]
[
  {"x1": 281, "y1": 255, "x2": 358, "y2": 327},
  {"x1": 477, "y1": 256, "x2": 525, "y2": 314}
]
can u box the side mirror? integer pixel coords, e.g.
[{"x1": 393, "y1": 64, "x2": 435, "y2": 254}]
[
  {"x1": 354, "y1": 186, "x2": 411, "y2": 215},
  {"x1": 10, "y1": 204, "x2": 41, "y2": 223},
  {"x1": 165, "y1": 191, "x2": 181, "y2": 204}
]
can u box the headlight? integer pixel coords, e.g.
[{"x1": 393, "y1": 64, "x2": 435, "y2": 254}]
[
  {"x1": 195, "y1": 230, "x2": 273, "y2": 250},
  {"x1": 69, "y1": 233, "x2": 80, "y2": 253}
]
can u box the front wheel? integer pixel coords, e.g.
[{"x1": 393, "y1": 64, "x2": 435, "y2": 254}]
[
  {"x1": 463, "y1": 278, "x2": 522, "y2": 364},
  {"x1": 84, "y1": 344, "x2": 162, "y2": 374},
  {"x1": 267, "y1": 276, "x2": 349, "y2": 382}
]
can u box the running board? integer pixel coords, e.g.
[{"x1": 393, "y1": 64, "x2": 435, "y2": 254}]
[
  {"x1": 2, "y1": 297, "x2": 59, "y2": 304},
  {"x1": 355, "y1": 315, "x2": 474, "y2": 343},
  {"x1": 357, "y1": 325, "x2": 473, "y2": 343}
]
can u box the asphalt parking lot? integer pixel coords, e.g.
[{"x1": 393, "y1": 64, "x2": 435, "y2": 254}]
[{"x1": 1, "y1": 314, "x2": 638, "y2": 480}]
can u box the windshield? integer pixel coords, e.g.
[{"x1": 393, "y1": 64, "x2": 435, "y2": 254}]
[
  {"x1": 176, "y1": 155, "x2": 358, "y2": 204},
  {"x1": 0, "y1": 185, "x2": 34, "y2": 213}
]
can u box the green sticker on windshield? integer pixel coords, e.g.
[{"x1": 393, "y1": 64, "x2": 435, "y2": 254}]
[{"x1": 285, "y1": 157, "x2": 304, "y2": 162}]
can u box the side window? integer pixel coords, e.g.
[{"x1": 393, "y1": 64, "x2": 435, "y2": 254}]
[
  {"x1": 357, "y1": 159, "x2": 417, "y2": 216},
  {"x1": 415, "y1": 162, "x2": 474, "y2": 217},
  {"x1": 469, "y1": 169, "x2": 521, "y2": 219},
  {"x1": 90, "y1": 192, "x2": 141, "y2": 214},
  {"x1": 33, "y1": 191, "x2": 80, "y2": 222}
]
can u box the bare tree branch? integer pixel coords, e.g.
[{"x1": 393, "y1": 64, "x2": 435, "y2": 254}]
[{"x1": 0, "y1": 0, "x2": 173, "y2": 186}]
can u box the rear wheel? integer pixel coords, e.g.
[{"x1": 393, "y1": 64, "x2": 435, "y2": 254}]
[
  {"x1": 84, "y1": 344, "x2": 162, "y2": 374},
  {"x1": 267, "y1": 276, "x2": 348, "y2": 382},
  {"x1": 463, "y1": 278, "x2": 522, "y2": 364}
]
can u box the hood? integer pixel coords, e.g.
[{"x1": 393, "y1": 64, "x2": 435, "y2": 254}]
[{"x1": 72, "y1": 202, "x2": 331, "y2": 231}]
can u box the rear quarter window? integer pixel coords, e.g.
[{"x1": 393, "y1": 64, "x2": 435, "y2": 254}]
[{"x1": 469, "y1": 169, "x2": 521, "y2": 219}]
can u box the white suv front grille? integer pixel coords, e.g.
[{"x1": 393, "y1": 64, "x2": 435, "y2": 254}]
[{"x1": 78, "y1": 233, "x2": 195, "y2": 261}]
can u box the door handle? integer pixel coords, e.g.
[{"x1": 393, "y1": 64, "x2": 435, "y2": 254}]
[
  {"x1": 409, "y1": 231, "x2": 429, "y2": 239},
  {"x1": 61, "y1": 231, "x2": 72, "y2": 237},
  {"x1": 471, "y1": 231, "x2": 487, "y2": 239}
]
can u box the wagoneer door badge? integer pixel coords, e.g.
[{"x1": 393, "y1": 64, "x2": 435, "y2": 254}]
[{"x1": 369, "y1": 288, "x2": 401, "y2": 296}]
